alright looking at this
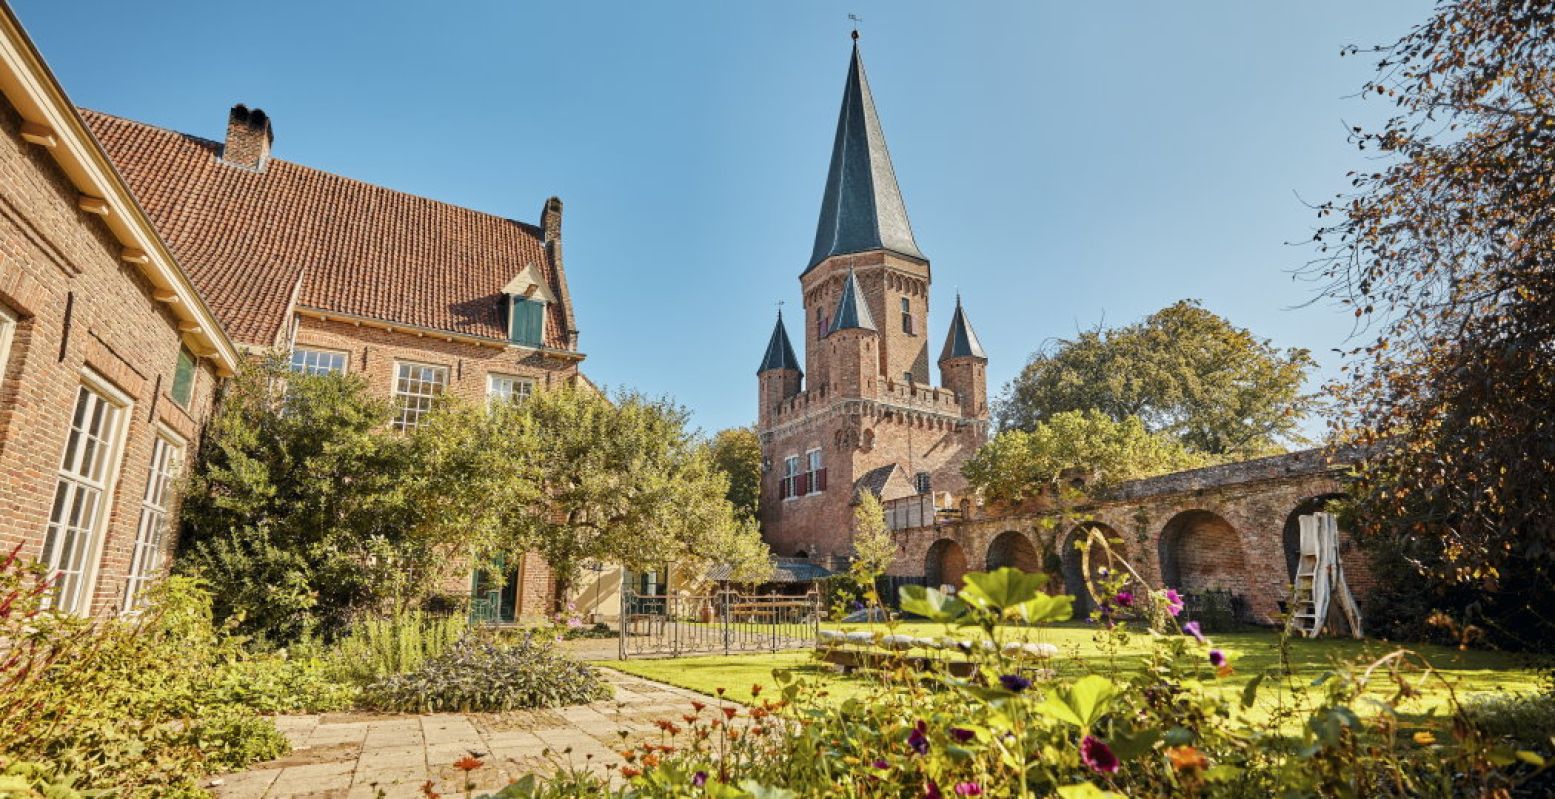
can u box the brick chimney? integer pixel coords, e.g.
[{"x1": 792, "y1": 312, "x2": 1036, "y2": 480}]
[{"x1": 223, "y1": 104, "x2": 273, "y2": 171}]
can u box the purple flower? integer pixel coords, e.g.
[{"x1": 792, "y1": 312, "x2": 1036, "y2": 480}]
[
  {"x1": 1114, "y1": 590, "x2": 1134, "y2": 608},
  {"x1": 999, "y1": 673, "x2": 1032, "y2": 693},
  {"x1": 924, "y1": 780, "x2": 943, "y2": 799},
  {"x1": 949, "y1": 727, "x2": 975, "y2": 743},
  {"x1": 872, "y1": 759, "x2": 889, "y2": 769},
  {"x1": 1080, "y1": 735, "x2": 1120, "y2": 774},
  {"x1": 954, "y1": 783, "x2": 984, "y2": 796},
  {"x1": 907, "y1": 720, "x2": 929, "y2": 755},
  {"x1": 692, "y1": 771, "x2": 708, "y2": 787},
  {"x1": 1184, "y1": 620, "x2": 1206, "y2": 644},
  {"x1": 1209, "y1": 649, "x2": 1226, "y2": 667},
  {"x1": 1164, "y1": 589, "x2": 1184, "y2": 617}
]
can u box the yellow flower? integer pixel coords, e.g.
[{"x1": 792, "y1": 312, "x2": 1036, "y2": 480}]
[{"x1": 1413, "y1": 731, "x2": 1437, "y2": 745}]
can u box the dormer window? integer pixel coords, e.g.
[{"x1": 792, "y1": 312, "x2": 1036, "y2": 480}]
[
  {"x1": 509, "y1": 297, "x2": 544, "y2": 347},
  {"x1": 501, "y1": 263, "x2": 557, "y2": 349}
]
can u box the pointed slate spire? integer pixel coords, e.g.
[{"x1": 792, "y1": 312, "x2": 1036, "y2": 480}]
[
  {"x1": 757, "y1": 310, "x2": 802, "y2": 374},
  {"x1": 806, "y1": 39, "x2": 924, "y2": 273},
  {"x1": 827, "y1": 267, "x2": 876, "y2": 335},
  {"x1": 939, "y1": 294, "x2": 987, "y2": 361}
]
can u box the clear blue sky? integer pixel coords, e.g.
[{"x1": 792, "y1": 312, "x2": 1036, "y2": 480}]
[{"x1": 14, "y1": 1, "x2": 1428, "y2": 438}]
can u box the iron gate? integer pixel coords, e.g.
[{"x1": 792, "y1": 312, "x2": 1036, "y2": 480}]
[{"x1": 619, "y1": 588, "x2": 821, "y2": 658}]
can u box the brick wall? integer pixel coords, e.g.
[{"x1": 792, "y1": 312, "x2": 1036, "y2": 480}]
[
  {"x1": 0, "y1": 99, "x2": 219, "y2": 616},
  {"x1": 291, "y1": 316, "x2": 580, "y2": 403},
  {"x1": 891, "y1": 463, "x2": 1370, "y2": 626}
]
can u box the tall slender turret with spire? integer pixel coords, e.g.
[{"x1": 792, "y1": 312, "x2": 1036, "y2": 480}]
[{"x1": 753, "y1": 34, "x2": 990, "y2": 566}]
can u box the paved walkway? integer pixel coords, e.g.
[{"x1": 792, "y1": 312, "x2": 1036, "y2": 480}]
[{"x1": 208, "y1": 668, "x2": 716, "y2": 799}]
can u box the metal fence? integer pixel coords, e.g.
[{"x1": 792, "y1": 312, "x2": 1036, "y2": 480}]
[{"x1": 619, "y1": 588, "x2": 821, "y2": 659}]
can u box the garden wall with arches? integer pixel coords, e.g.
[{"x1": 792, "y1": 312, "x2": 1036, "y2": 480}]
[{"x1": 890, "y1": 449, "x2": 1374, "y2": 625}]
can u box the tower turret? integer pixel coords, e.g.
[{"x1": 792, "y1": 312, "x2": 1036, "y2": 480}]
[
  {"x1": 826, "y1": 267, "x2": 878, "y2": 397},
  {"x1": 938, "y1": 295, "x2": 988, "y2": 418},
  {"x1": 757, "y1": 311, "x2": 802, "y2": 427}
]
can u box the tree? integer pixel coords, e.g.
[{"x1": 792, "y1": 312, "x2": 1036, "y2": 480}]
[
  {"x1": 850, "y1": 492, "x2": 896, "y2": 580},
  {"x1": 178, "y1": 359, "x2": 425, "y2": 642},
  {"x1": 998, "y1": 300, "x2": 1316, "y2": 457},
  {"x1": 501, "y1": 386, "x2": 771, "y2": 602},
  {"x1": 1307, "y1": 0, "x2": 1555, "y2": 649},
  {"x1": 963, "y1": 410, "x2": 1208, "y2": 505},
  {"x1": 706, "y1": 426, "x2": 762, "y2": 521}
]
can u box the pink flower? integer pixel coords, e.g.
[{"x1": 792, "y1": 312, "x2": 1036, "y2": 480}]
[
  {"x1": 1114, "y1": 590, "x2": 1134, "y2": 608},
  {"x1": 953, "y1": 783, "x2": 983, "y2": 796},
  {"x1": 1209, "y1": 649, "x2": 1226, "y2": 667},
  {"x1": 1163, "y1": 589, "x2": 1184, "y2": 617},
  {"x1": 1081, "y1": 735, "x2": 1120, "y2": 774},
  {"x1": 1184, "y1": 620, "x2": 1206, "y2": 644},
  {"x1": 924, "y1": 780, "x2": 943, "y2": 799}
]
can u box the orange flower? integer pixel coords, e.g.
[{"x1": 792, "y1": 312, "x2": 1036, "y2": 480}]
[
  {"x1": 620, "y1": 766, "x2": 641, "y2": 778},
  {"x1": 727, "y1": 728, "x2": 742, "y2": 740},
  {"x1": 621, "y1": 750, "x2": 637, "y2": 762},
  {"x1": 452, "y1": 755, "x2": 484, "y2": 772},
  {"x1": 1216, "y1": 664, "x2": 1235, "y2": 679},
  {"x1": 722, "y1": 707, "x2": 739, "y2": 720},
  {"x1": 716, "y1": 687, "x2": 726, "y2": 696},
  {"x1": 420, "y1": 780, "x2": 441, "y2": 799},
  {"x1": 751, "y1": 684, "x2": 763, "y2": 697},
  {"x1": 691, "y1": 700, "x2": 706, "y2": 712},
  {"x1": 750, "y1": 707, "x2": 770, "y2": 720},
  {"x1": 641, "y1": 752, "x2": 661, "y2": 767},
  {"x1": 1165, "y1": 746, "x2": 1209, "y2": 772},
  {"x1": 682, "y1": 714, "x2": 698, "y2": 723}
]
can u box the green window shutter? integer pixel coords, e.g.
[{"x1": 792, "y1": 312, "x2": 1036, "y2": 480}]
[
  {"x1": 509, "y1": 298, "x2": 545, "y2": 347},
  {"x1": 171, "y1": 347, "x2": 196, "y2": 407}
]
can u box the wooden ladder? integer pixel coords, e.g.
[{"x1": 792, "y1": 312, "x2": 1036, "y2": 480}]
[{"x1": 1288, "y1": 515, "x2": 1327, "y2": 637}]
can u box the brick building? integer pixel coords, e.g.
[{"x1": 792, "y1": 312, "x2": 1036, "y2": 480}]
[
  {"x1": 0, "y1": 6, "x2": 240, "y2": 616},
  {"x1": 756, "y1": 37, "x2": 990, "y2": 566},
  {"x1": 80, "y1": 102, "x2": 589, "y2": 621}
]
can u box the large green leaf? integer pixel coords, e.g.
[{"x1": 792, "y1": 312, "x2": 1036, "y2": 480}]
[
  {"x1": 899, "y1": 585, "x2": 969, "y2": 622},
  {"x1": 959, "y1": 568, "x2": 1049, "y2": 611},
  {"x1": 1008, "y1": 593, "x2": 1075, "y2": 624},
  {"x1": 1038, "y1": 674, "x2": 1118, "y2": 729}
]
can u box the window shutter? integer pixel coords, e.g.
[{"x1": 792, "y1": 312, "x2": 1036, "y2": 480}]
[{"x1": 171, "y1": 347, "x2": 196, "y2": 407}]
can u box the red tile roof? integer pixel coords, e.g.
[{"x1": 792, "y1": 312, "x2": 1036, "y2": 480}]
[{"x1": 81, "y1": 110, "x2": 571, "y2": 349}]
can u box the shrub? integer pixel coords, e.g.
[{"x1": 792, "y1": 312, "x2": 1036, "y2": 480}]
[
  {"x1": 1462, "y1": 691, "x2": 1555, "y2": 751},
  {"x1": 329, "y1": 608, "x2": 467, "y2": 686},
  {"x1": 210, "y1": 653, "x2": 360, "y2": 714},
  {"x1": 0, "y1": 558, "x2": 292, "y2": 795},
  {"x1": 363, "y1": 635, "x2": 611, "y2": 713}
]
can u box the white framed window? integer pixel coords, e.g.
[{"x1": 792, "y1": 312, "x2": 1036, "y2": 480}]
[
  {"x1": 487, "y1": 373, "x2": 534, "y2": 404},
  {"x1": 122, "y1": 430, "x2": 184, "y2": 612},
  {"x1": 393, "y1": 361, "x2": 447, "y2": 431},
  {"x1": 290, "y1": 347, "x2": 348, "y2": 376},
  {"x1": 806, "y1": 448, "x2": 826, "y2": 494},
  {"x1": 41, "y1": 374, "x2": 131, "y2": 614},
  {"x1": 0, "y1": 303, "x2": 16, "y2": 388},
  {"x1": 780, "y1": 455, "x2": 801, "y2": 500}
]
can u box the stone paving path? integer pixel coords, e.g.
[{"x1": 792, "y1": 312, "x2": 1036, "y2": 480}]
[{"x1": 208, "y1": 668, "x2": 716, "y2": 799}]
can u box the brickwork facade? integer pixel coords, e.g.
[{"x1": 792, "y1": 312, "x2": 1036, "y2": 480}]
[
  {"x1": 890, "y1": 449, "x2": 1377, "y2": 626},
  {"x1": 0, "y1": 99, "x2": 222, "y2": 615}
]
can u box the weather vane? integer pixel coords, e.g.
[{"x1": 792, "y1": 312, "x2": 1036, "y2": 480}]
[{"x1": 849, "y1": 13, "x2": 862, "y2": 40}]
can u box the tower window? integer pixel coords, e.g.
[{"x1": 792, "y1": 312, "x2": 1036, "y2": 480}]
[
  {"x1": 915, "y1": 471, "x2": 932, "y2": 495},
  {"x1": 901, "y1": 297, "x2": 913, "y2": 335},
  {"x1": 780, "y1": 455, "x2": 801, "y2": 499}
]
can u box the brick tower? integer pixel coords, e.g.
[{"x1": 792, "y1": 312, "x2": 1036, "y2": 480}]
[{"x1": 755, "y1": 35, "x2": 990, "y2": 565}]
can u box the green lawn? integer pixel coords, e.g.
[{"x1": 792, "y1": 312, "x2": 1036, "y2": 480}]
[{"x1": 602, "y1": 622, "x2": 1546, "y2": 724}]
